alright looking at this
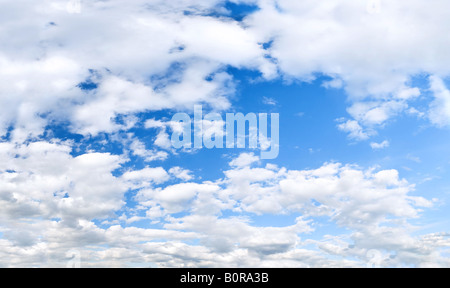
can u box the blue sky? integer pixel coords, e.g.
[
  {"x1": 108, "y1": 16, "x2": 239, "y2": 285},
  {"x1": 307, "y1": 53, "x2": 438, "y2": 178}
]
[{"x1": 1, "y1": 0, "x2": 450, "y2": 267}]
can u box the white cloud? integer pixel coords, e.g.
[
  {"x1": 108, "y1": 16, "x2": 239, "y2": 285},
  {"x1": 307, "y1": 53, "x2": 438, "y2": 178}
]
[
  {"x1": 406, "y1": 154, "x2": 421, "y2": 164},
  {"x1": 164, "y1": 215, "x2": 312, "y2": 256},
  {"x1": 1, "y1": 0, "x2": 450, "y2": 268},
  {"x1": 122, "y1": 167, "x2": 170, "y2": 187},
  {"x1": 123, "y1": 157, "x2": 443, "y2": 267},
  {"x1": 222, "y1": 162, "x2": 431, "y2": 225},
  {"x1": 371, "y1": 140, "x2": 389, "y2": 150},
  {"x1": 169, "y1": 167, "x2": 194, "y2": 181},
  {"x1": 0, "y1": 147, "x2": 446, "y2": 267},
  {"x1": 154, "y1": 129, "x2": 173, "y2": 150},
  {"x1": 262, "y1": 96, "x2": 277, "y2": 106},
  {"x1": 136, "y1": 183, "x2": 221, "y2": 214},
  {"x1": 0, "y1": 55, "x2": 84, "y2": 140},
  {"x1": 322, "y1": 78, "x2": 343, "y2": 89},
  {"x1": 407, "y1": 107, "x2": 426, "y2": 118},
  {"x1": 429, "y1": 76, "x2": 450, "y2": 127},
  {"x1": 127, "y1": 138, "x2": 169, "y2": 162},
  {"x1": 337, "y1": 119, "x2": 371, "y2": 140},
  {"x1": 229, "y1": 152, "x2": 260, "y2": 167},
  {"x1": 243, "y1": 0, "x2": 450, "y2": 136},
  {"x1": 347, "y1": 100, "x2": 408, "y2": 126},
  {"x1": 145, "y1": 119, "x2": 166, "y2": 129},
  {"x1": 0, "y1": 141, "x2": 126, "y2": 228},
  {"x1": 0, "y1": 0, "x2": 276, "y2": 139},
  {"x1": 247, "y1": 0, "x2": 450, "y2": 97},
  {"x1": 0, "y1": 0, "x2": 449, "y2": 141}
]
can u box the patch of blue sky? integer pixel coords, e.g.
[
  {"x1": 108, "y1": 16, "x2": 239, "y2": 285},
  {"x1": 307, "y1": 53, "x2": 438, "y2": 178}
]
[{"x1": 202, "y1": 1, "x2": 260, "y2": 21}]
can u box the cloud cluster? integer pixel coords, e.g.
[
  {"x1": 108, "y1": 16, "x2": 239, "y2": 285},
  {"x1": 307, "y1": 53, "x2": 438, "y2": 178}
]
[
  {"x1": 0, "y1": 141, "x2": 125, "y2": 226},
  {"x1": 1, "y1": 0, "x2": 450, "y2": 268},
  {"x1": 0, "y1": 0, "x2": 275, "y2": 139},
  {"x1": 0, "y1": 147, "x2": 447, "y2": 267},
  {"x1": 2, "y1": 0, "x2": 450, "y2": 141},
  {"x1": 244, "y1": 0, "x2": 450, "y2": 137}
]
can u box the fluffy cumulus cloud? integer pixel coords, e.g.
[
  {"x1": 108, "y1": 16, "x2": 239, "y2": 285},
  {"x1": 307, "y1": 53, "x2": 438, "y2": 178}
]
[
  {"x1": 1, "y1": 0, "x2": 450, "y2": 138},
  {"x1": 0, "y1": 141, "x2": 126, "y2": 224},
  {"x1": 244, "y1": 0, "x2": 450, "y2": 137},
  {"x1": 428, "y1": 76, "x2": 450, "y2": 127},
  {"x1": 0, "y1": 0, "x2": 274, "y2": 139},
  {"x1": 0, "y1": 0, "x2": 450, "y2": 267},
  {"x1": 0, "y1": 146, "x2": 448, "y2": 267}
]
